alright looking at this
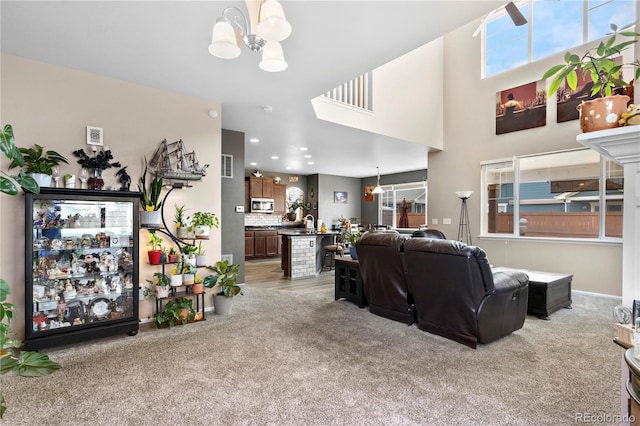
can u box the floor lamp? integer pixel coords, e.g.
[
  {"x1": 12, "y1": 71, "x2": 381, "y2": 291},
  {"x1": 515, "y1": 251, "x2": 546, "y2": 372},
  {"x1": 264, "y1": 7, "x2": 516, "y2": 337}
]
[{"x1": 456, "y1": 191, "x2": 473, "y2": 245}]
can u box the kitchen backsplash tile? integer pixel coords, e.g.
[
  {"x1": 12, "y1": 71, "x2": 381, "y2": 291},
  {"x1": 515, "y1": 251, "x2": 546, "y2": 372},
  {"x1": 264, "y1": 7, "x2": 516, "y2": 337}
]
[{"x1": 245, "y1": 213, "x2": 283, "y2": 227}]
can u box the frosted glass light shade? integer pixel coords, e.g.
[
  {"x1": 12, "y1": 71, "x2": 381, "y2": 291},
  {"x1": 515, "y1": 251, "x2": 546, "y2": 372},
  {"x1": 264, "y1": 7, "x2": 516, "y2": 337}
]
[
  {"x1": 259, "y1": 41, "x2": 288, "y2": 72},
  {"x1": 372, "y1": 186, "x2": 384, "y2": 194},
  {"x1": 456, "y1": 191, "x2": 473, "y2": 199},
  {"x1": 256, "y1": 0, "x2": 292, "y2": 42},
  {"x1": 208, "y1": 18, "x2": 241, "y2": 59}
]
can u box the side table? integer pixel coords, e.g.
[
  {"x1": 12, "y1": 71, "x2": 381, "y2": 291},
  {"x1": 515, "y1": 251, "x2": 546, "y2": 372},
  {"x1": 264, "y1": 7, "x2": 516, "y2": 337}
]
[
  {"x1": 334, "y1": 258, "x2": 367, "y2": 308},
  {"x1": 522, "y1": 269, "x2": 573, "y2": 319}
]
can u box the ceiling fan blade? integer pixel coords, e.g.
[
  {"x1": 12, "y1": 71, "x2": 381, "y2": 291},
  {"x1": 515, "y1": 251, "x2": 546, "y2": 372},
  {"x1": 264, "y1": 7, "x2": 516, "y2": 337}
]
[{"x1": 505, "y1": 1, "x2": 528, "y2": 26}]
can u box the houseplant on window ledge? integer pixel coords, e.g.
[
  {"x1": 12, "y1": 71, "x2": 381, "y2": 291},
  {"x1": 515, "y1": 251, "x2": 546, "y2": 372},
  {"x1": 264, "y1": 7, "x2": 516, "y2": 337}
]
[
  {"x1": 137, "y1": 157, "x2": 163, "y2": 227},
  {"x1": 203, "y1": 260, "x2": 242, "y2": 315},
  {"x1": 542, "y1": 22, "x2": 640, "y2": 133}
]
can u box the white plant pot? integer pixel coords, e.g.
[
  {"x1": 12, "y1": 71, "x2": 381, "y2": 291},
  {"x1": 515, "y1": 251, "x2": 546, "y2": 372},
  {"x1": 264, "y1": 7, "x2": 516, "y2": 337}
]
[
  {"x1": 185, "y1": 256, "x2": 196, "y2": 267},
  {"x1": 182, "y1": 273, "x2": 195, "y2": 285},
  {"x1": 170, "y1": 274, "x2": 183, "y2": 287},
  {"x1": 140, "y1": 211, "x2": 161, "y2": 227},
  {"x1": 213, "y1": 294, "x2": 234, "y2": 315},
  {"x1": 177, "y1": 227, "x2": 189, "y2": 239},
  {"x1": 194, "y1": 225, "x2": 210, "y2": 239},
  {"x1": 196, "y1": 255, "x2": 207, "y2": 267},
  {"x1": 156, "y1": 285, "x2": 170, "y2": 298},
  {"x1": 30, "y1": 173, "x2": 52, "y2": 188}
]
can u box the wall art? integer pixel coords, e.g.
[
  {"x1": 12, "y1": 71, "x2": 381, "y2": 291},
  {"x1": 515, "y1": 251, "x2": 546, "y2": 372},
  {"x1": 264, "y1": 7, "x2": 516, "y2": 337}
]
[{"x1": 496, "y1": 80, "x2": 546, "y2": 135}]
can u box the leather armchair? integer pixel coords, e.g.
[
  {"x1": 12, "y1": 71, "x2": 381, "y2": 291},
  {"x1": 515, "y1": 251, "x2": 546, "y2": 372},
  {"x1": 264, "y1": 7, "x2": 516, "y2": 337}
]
[
  {"x1": 403, "y1": 238, "x2": 529, "y2": 348},
  {"x1": 356, "y1": 232, "x2": 413, "y2": 324}
]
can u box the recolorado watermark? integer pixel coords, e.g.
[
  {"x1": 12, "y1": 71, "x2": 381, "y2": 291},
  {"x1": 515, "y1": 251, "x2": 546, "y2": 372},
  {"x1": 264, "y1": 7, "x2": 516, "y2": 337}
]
[{"x1": 575, "y1": 412, "x2": 635, "y2": 423}]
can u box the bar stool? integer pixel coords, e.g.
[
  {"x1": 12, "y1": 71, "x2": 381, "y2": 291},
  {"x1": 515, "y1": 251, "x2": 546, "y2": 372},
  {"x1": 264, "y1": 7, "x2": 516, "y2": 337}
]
[{"x1": 323, "y1": 235, "x2": 344, "y2": 271}]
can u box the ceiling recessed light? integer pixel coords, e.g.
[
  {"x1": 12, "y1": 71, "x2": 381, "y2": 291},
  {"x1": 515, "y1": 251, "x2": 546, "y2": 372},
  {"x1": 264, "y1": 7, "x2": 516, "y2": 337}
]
[
  {"x1": 307, "y1": 161, "x2": 314, "y2": 165},
  {"x1": 271, "y1": 156, "x2": 279, "y2": 160},
  {"x1": 250, "y1": 162, "x2": 257, "y2": 166},
  {"x1": 285, "y1": 166, "x2": 292, "y2": 170},
  {"x1": 304, "y1": 155, "x2": 312, "y2": 158},
  {"x1": 299, "y1": 147, "x2": 308, "y2": 151},
  {"x1": 249, "y1": 138, "x2": 259, "y2": 143}
]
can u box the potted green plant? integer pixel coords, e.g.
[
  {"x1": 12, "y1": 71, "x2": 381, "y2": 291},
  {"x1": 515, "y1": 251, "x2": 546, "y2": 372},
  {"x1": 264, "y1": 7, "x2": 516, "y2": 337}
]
[
  {"x1": 181, "y1": 244, "x2": 197, "y2": 266},
  {"x1": 174, "y1": 204, "x2": 190, "y2": 238},
  {"x1": 182, "y1": 263, "x2": 197, "y2": 286},
  {"x1": 203, "y1": 260, "x2": 242, "y2": 315},
  {"x1": 341, "y1": 228, "x2": 362, "y2": 260},
  {"x1": 169, "y1": 255, "x2": 183, "y2": 287},
  {"x1": 1, "y1": 124, "x2": 59, "y2": 419},
  {"x1": 190, "y1": 211, "x2": 219, "y2": 238},
  {"x1": 137, "y1": 157, "x2": 163, "y2": 226},
  {"x1": 543, "y1": 23, "x2": 640, "y2": 133},
  {"x1": 195, "y1": 241, "x2": 207, "y2": 267},
  {"x1": 286, "y1": 199, "x2": 307, "y2": 221},
  {"x1": 147, "y1": 231, "x2": 163, "y2": 265},
  {"x1": 146, "y1": 271, "x2": 171, "y2": 298},
  {"x1": 8, "y1": 143, "x2": 69, "y2": 188},
  {"x1": 0, "y1": 125, "x2": 39, "y2": 196},
  {"x1": 192, "y1": 274, "x2": 204, "y2": 295},
  {"x1": 167, "y1": 247, "x2": 180, "y2": 263},
  {"x1": 153, "y1": 296, "x2": 195, "y2": 328}
]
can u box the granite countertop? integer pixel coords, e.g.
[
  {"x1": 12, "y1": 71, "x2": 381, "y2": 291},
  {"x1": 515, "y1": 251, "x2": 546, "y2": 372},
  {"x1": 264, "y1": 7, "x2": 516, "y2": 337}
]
[{"x1": 279, "y1": 229, "x2": 340, "y2": 236}]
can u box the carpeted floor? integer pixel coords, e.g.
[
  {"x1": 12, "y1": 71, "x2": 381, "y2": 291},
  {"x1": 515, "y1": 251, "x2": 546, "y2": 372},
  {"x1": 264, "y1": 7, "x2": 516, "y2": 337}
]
[{"x1": 0, "y1": 287, "x2": 624, "y2": 425}]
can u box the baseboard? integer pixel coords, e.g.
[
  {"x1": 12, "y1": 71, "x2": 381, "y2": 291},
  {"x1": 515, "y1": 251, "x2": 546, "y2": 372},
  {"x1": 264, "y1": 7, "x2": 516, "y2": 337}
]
[{"x1": 572, "y1": 289, "x2": 621, "y2": 300}]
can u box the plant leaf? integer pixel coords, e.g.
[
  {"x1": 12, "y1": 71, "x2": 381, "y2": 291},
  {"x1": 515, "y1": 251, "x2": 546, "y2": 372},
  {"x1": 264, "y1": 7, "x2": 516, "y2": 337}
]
[
  {"x1": 14, "y1": 172, "x2": 39, "y2": 194},
  {"x1": 0, "y1": 177, "x2": 18, "y2": 196},
  {"x1": 542, "y1": 64, "x2": 565, "y2": 80},
  {"x1": 14, "y1": 351, "x2": 61, "y2": 377}
]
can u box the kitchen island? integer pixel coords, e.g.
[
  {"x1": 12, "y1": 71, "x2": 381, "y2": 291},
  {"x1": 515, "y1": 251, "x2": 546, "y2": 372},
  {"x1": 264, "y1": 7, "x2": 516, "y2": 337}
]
[{"x1": 280, "y1": 229, "x2": 341, "y2": 279}]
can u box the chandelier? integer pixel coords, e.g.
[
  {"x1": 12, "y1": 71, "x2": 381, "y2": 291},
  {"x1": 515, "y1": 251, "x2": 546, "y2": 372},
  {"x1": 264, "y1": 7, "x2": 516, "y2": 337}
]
[{"x1": 208, "y1": 0, "x2": 292, "y2": 72}]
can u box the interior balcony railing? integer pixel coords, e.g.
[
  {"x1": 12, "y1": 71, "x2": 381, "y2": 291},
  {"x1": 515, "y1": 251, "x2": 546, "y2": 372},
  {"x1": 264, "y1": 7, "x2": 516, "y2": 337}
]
[{"x1": 322, "y1": 73, "x2": 373, "y2": 112}]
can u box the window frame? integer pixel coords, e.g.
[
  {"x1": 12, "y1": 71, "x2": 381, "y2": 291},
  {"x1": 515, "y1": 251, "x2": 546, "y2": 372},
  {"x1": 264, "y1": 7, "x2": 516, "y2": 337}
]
[
  {"x1": 482, "y1": 0, "x2": 636, "y2": 78},
  {"x1": 480, "y1": 148, "x2": 623, "y2": 242},
  {"x1": 376, "y1": 181, "x2": 428, "y2": 230}
]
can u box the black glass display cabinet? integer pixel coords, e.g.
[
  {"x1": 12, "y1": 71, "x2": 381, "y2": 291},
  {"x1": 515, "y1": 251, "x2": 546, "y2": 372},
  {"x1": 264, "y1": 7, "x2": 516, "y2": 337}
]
[{"x1": 24, "y1": 188, "x2": 141, "y2": 350}]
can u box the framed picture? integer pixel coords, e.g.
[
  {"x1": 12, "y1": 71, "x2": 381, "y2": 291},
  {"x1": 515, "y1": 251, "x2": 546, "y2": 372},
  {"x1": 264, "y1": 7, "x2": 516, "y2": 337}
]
[
  {"x1": 495, "y1": 80, "x2": 546, "y2": 135},
  {"x1": 86, "y1": 126, "x2": 104, "y2": 146},
  {"x1": 312, "y1": 202, "x2": 317, "y2": 210},
  {"x1": 364, "y1": 185, "x2": 375, "y2": 202},
  {"x1": 334, "y1": 191, "x2": 347, "y2": 204}
]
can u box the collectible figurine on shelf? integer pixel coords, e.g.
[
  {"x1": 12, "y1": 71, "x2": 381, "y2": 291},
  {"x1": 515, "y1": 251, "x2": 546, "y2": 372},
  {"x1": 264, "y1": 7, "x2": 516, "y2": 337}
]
[{"x1": 116, "y1": 166, "x2": 131, "y2": 191}]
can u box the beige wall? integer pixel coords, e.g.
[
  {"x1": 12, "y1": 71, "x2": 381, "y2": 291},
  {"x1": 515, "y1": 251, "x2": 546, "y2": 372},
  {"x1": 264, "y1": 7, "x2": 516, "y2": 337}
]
[
  {"x1": 0, "y1": 54, "x2": 222, "y2": 338},
  {"x1": 427, "y1": 20, "x2": 624, "y2": 297}
]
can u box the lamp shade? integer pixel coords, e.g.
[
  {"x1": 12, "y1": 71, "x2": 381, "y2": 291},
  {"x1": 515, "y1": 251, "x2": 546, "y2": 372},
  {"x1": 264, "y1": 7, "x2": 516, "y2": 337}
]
[
  {"x1": 259, "y1": 41, "x2": 288, "y2": 72},
  {"x1": 372, "y1": 186, "x2": 384, "y2": 194},
  {"x1": 208, "y1": 18, "x2": 241, "y2": 59},
  {"x1": 456, "y1": 191, "x2": 473, "y2": 199},
  {"x1": 256, "y1": 0, "x2": 292, "y2": 42}
]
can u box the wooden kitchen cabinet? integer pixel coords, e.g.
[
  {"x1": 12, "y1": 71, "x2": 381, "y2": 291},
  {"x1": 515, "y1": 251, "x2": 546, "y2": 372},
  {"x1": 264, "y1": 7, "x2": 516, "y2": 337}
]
[
  {"x1": 254, "y1": 232, "x2": 266, "y2": 257},
  {"x1": 265, "y1": 231, "x2": 278, "y2": 256},
  {"x1": 273, "y1": 184, "x2": 286, "y2": 214},
  {"x1": 245, "y1": 231, "x2": 255, "y2": 258},
  {"x1": 244, "y1": 181, "x2": 250, "y2": 213},
  {"x1": 249, "y1": 177, "x2": 274, "y2": 199}
]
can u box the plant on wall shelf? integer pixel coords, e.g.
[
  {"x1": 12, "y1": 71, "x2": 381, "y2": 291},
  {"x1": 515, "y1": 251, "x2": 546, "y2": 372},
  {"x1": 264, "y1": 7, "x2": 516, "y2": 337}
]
[
  {"x1": 543, "y1": 23, "x2": 640, "y2": 98},
  {"x1": 137, "y1": 157, "x2": 163, "y2": 212},
  {"x1": 9, "y1": 143, "x2": 69, "y2": 176},
  {"x1": 0, "y1": 125, "x2": 39, "y2": 195}
]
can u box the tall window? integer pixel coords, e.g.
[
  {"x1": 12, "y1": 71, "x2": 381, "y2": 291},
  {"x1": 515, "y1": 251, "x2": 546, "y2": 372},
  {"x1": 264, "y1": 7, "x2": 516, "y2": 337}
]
[
  {"x1": 378, "y1": 182, "x2": 428, "y2": 229},
  {"x1": 484, "y1": 0, "x2": 635, "y2": 77},
  {"x1": 481, "y1": 149, "x2": 623, "y2": 239}
]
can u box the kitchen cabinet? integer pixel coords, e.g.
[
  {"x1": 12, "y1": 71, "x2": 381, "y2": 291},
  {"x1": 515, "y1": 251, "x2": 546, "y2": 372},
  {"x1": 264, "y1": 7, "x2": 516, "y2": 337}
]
[
  {"x1": 24, "y1": 188, "x2": 140, "y2": 350},
  {"x1": 244, "y1": 181, "x2": 250, "y2": 213},
  {"x1": 273, "y1": 184, "x2": 286, "y2": 214},
  {"x1": 249, "y1": 177, "x2": 274, "y2": 199},
  {"x1": 245, "y1": 230, "x2": 278, "y2": 258},
  {"x1": 245, "y1": 231, "x2": 255, "y2": 258}
]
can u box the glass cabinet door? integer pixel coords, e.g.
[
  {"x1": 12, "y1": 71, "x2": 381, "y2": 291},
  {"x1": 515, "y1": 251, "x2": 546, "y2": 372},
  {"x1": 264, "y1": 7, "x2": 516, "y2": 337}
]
[{"x1": 29, "y1": 197, "x2": 136, "y2": 333}]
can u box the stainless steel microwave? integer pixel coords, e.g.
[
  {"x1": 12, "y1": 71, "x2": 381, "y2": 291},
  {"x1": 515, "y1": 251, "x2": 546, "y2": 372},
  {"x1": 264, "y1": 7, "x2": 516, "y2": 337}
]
[{"x1": 251, "y1": 198, "x2": 275, "y2": 213}]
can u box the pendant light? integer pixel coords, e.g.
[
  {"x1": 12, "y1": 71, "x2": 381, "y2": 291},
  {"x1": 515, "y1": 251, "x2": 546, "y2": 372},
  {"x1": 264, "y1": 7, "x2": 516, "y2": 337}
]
[{"x1": 372, "y1": 167, "x2": 384, "y2": 194}]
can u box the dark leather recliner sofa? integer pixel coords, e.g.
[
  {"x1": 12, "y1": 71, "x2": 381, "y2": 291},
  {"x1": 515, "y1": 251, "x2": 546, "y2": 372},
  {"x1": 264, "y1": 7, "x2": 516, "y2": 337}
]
[
  {"x1": 356, "y1": 233, "x2": 529, "y2": 348},
  {"x1": 403, "y1": 238, "x2": 529, "y2": 348},
  {"x1": 356, "y1": 232, "x2": 412, "y2": 324}
]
